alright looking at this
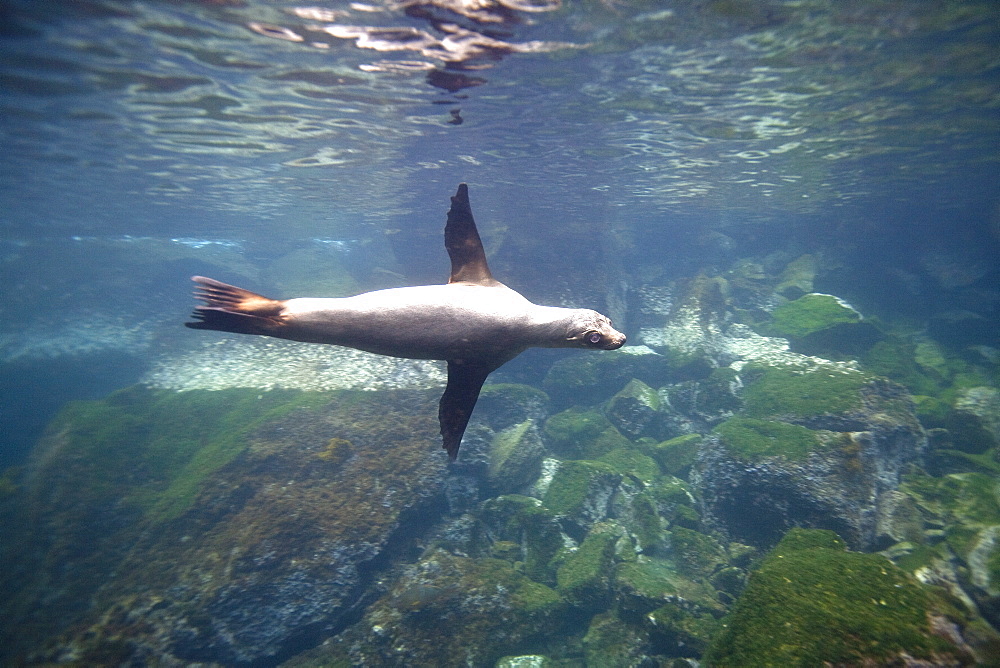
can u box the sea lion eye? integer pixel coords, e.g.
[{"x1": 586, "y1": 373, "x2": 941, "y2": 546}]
[{"x1": 587, "y1": 332, "x2": 602, "y2": 345}]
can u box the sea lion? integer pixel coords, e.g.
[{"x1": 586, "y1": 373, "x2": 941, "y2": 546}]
[{"x1": 186, "y1": 183, "x2": 626, "y2": 459}]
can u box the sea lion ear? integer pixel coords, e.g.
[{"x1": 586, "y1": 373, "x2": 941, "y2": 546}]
[{"x1": 445, "y1": 184, "x2": 500, "y2": 287}]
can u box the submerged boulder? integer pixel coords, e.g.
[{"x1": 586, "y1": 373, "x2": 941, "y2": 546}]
[
  {"x1": 767, "y1": 293, "x2": 882, "y2": 356},
  {"x1": 898, "y1": 472, "x2": 1000, "y2": 636},
  {"x1": 694, "y1": 361, "x2": 927, "y2": 550},
  {"x1": 703, "y1": 528, "x2": 972, "y2": 666},
  {"x1": 301, "y1": 549, "x2": 565, "y2": 668},
  {"x1": 5, "y1": 386, "x2": 450, "y2": 665}
]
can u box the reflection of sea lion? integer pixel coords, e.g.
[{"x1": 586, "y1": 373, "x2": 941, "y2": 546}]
[{"x1": 187, "y1": 183, "x2": 626, "y2": 459}]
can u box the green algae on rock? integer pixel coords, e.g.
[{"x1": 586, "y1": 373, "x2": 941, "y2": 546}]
[
  {"x1": 740, "y1": 362, "x2": 872, "y2": 421},
  {"x1": 582, "y1": 610, "x2": 652, "y2": 668},
  {"x1": 6, "y1": 387, "x2": 451, "y2": 665},
  {"x1": 311, "y1": 550, "x2": 565, "y2": 668},
  {"x1": 488, "y1": 419, "x2": 546, "y2": 494},
  {"x1": 26, "y1": 385, "x2": 335, "y2": 524},
  {"x1": 648, "y1": 433, "x2": 702, "y2": 477},
  {"x1": 697, "y1": 363, "x2": 927, "y2": 550},
  {"x1": 605, "y1": 378, "x2": 662, "y2": 439},
  {"x1": 769, "y1": 293, "x2": 861, "y2": 339},
  {"x1": 703, "y1": 528, "x2": 968, "y2": 666},
  {"x1": 899, "y1": 471, "x2": 1000, "y2": 624},
  {"x1": 713, "y1": 416, "x2": 822, "y2": 461},
  {"x1": 597, "y1": 447, "x2": 661, "y2": 484},
  {"x1": 542, "y1": 407, "x2": 633, "y2": 460},
  {"x1": 478, "y1": 494, "x2": 567, "y2": 584},
  {"x1": 556, "y1": 522, "x2": 622, "y2": 607},
  {"x1": 542, "y1": 459, "x2": 622, "y2": 533}
]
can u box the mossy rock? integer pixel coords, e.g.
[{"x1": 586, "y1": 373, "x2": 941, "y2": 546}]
[
  {"x1": 614, "y1": 558, "x2": 678, "y2": 613},
  {"x1": 605, "y1": 378, "x2": 662, "y2": 439},
  {"x1": 27, "y1": 386, "x2": 334, "y2": 524},
  {"x1": 775, "y1": 254, "x2": 817, "y2": 300},
  {"x1": 648, "y1": 434, "x2": 702, "y2": 477},
  {"x1": 556, "y1": 523, "x2": 621, "y2": 607},
  {"x1": 329, "y1": 550, "x2": 565, "y2": 667},
  {"x1": 543, "y1": 407, "x2": 636, "y2": 460},
  {"x1": 478, "y1": 495, "x2": 566, "y2": 584},
  {"x1": 864, "y1": 338, "x2": 943, "y2": 397},
  {"x1": 582, "y1": 610, "x2": 649, "y2": 668},
  {"x1": 646, "y1": 476, "x2": 697, "y2": 521},
  {"x1": 668, "y1": 526, "x2": 728, "y2": 580},
  {"x1": 542, "y1": 460, "x2": 621, "y2": 533},
  {"x1": 614, "y1": 557, "x2": 724, "y2": 617},
  {"x1": 703, "y1": 528, "x2": 965, "y2": 666},
  {"x1": 622, "y1": 491, "x2": 665, "y2": 555},
  {"x1": 488, "y1": 419, "x2": 545, "y2": 494},
  {"x1": 543, "y1": 349, "x2": 673, "y2": 408},
  {"x1": 477, "y1": 384, "x2": 551, "y2": 432},
  {"x1": 597, "y1": 447, "x2": 660, "y2": 484},
  {"x1": 740, "y1": 363, "x2": 872, "y2": 420},
  {"x1": 900, "y1": 472, "x2": 1000, "y2": 596},
  {"x1": 647, "y1": 602, "x2": 720, "y2": 657},
  {"x1": 713, "y1": 417, "x2": 822, "y2": 461},
  {"x1": 770, "y1": 293, "x2": 861, "y2": 337}
]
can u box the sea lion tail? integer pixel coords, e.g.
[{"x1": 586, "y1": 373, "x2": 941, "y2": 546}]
[{"x1": 185, "y1": 276, "x2": 285, "y2": 335}]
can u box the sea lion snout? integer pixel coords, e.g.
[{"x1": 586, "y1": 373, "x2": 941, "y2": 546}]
[
  {"x1": 592, "y1": 326, "x2": 626, "y2": 350},
  {"x1": 570, "y1": 311, "x2": 626, "y2": 350},
  {"x1": 603, "y1": 331, "x2": 627, "y2": 350}
]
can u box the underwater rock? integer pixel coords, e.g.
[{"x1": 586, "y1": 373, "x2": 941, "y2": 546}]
[
  {"x1": 767, "y1": 293, "x2": 883, "y2": 356},
  {"x1": 542, "y1": 407, "x2": 632, "y2": 459},
  {"x1": 542, "y1": 459, "x2": 623, "y2": 537},
  {"x1": 556, "y1": 521, "x2": 623, "y2": 608},
  {"x1": 477, "y1": 383, "x2": 551, "y2": 433},
  {"x1": 262, "y1": 245, "x2": 360, "y2": 297},
  {"x1": 640, "y1": 274, "x2": 732, "y2": 375},
  {"x1": 477, "y1": 494, "x2": 568, "y2": 584},
  {"x1": 658, "y1": 366, "x2": 743, "y2": 436},
  {"x1": 542, "y1": 346, "x2": 673, "y2": 409},
  {"x1": 5, "y1": 387, "x2": 451, "y2": 665},
  {"x1": 495, "y1": 656, "x2": 554, "y2": 668},
  {"x1": 775, "y1": 253, "x2": 817, "y2": 300},
  {"x1": 952, "y1": 386, "x2": 1000, "y2": 452},
  {"x1": 899, "y1": 472, "x2": 1000, "y2": 638},
  {"x1": 769, "y1": 292, "x2": 861, "y2": 338},
  {"x1": 582, "y1": 610, "x2": 653, "y2": 668},
  {"x1": 487, "y1": 419, "x2": 546, "y2": 494},
  {"x1": 614, "y1": 556, "x2": 724, "y2": 620},
  {"x1": 308, "y1": 549, "x2": 565, "y2": 668},
  {"x1": 648, "y1": 434, "x2": 702, "y2": 478},
  {"x1": 694, "y1": 362, "x2": 927, "y2": 550},
  {"x1": 606, "y1": 378, "x2": 662, "y2": 439},
  {"x1": 598, "y1": 447, "x2": 661, "y2": 485},
  {"x1": 703, "y1": 528, "x2": 973, "y2": 666}
]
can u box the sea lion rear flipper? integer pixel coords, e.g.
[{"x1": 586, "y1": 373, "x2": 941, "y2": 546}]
[
  {"x1": 185, "y1": 276, "x2": 285, "y2": 335},
  {"x1": 439, "y1": 360, "x2": 492, "y2": 460},
  {"x1": 445, "y1": 184, "x2": 498, "y2": 287}
]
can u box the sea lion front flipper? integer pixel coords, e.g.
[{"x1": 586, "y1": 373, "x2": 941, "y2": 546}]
[
  {"x1": 439, "y1": 360, "x2": 492, "y2": 460},
  {"x1": 445, "y1": 183, "x2": 498, "y2": 286}
]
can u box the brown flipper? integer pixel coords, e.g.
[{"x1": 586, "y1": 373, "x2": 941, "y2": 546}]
[
  {"x1": 445, "y1": 183, "x2": 499, "y2": 287},
  {"x1": 439, "y1": 360, "x2": 493, "y2": 460},
  {"x1": 184, "y1": 276, "x2": 286, "y2": 336}
]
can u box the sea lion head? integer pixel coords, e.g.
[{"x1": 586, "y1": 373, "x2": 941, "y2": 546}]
[{"x1": 565, "y1": 310, "x2": 627, "y2": 350}]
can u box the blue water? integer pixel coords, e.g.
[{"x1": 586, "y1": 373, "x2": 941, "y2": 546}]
[{"x1": 1, "y1": 0, "x2": 998, "y2": 663}]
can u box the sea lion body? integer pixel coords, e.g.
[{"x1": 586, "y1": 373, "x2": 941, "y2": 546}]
[
  {"x1": 187, "y1": 184, "x2": 625, "y2": 459},
  {"x1": 275, "y1": 284, "x2": 616, "y2": 362}
]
